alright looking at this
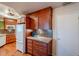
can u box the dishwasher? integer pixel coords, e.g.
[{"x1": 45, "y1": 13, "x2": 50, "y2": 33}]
[{"x1": 0, "y1": 34, "x2": 6, "y2": 47}]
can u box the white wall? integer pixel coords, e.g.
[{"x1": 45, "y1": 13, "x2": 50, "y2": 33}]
[{"x1": 53, "y1": 3, "x2": 79, "y2": 56}]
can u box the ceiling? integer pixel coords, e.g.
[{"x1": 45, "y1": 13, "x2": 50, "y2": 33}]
[{"x1": 0, "y1": 2, "x2": 64, "y2": 14}]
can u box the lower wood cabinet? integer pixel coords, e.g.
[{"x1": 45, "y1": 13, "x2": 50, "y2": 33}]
[
  {"x1": 27, "y1": 39, "x2": 33, "y2": 54},
  {"x1": 6, "y1": 34, "x2": 16, "y2": 44},
  {"x1": 27, "y1": 38, "x2": 52, "y2": 56},
  {"x1": 33, "y1": 40, "x2": 49, "y2": 56}
]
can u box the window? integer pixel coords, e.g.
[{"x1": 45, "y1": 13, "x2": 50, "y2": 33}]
[{"x1": 0, "y1": 18, "x2": 4, "y2": 29}]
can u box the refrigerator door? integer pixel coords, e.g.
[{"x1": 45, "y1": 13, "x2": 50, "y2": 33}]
[
  {"x1": 16, "y1": 24, "x2": 26, "y2": 53},
  {"x1": 16, "y1": 42, "x2": 25, "y2": 53},
  {"x1": 16, "y1": 32, "x2": 24, "y2": 42}
]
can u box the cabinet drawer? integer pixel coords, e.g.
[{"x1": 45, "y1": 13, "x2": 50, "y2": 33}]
[
  {"x1": 33, "y1": 40, "x2": 47, "y2": 47},
  {"x1": 27, "y1": 39, "x2": 32, "y2": 43},
  {"x1": 33, "y1": 46, "x2": 39, "y2": 51},
  {"x1": 39, "y1": 47, "x2": 47, "y2": 52},
  {"x1": 33, "y1": 45, "x2": 39, "y2": 49},
  {"x1": 39, "y1": 45, "x2": 47, "y2": 50},
  {"x1": 33, "y1": 41, "x2": 39, "y2": 49},
  {"x1": 33, "y1": 43, "x2": 39, "y2": 48},
  {"x1": 39, "y1": 42, "x2": 47, "y2": 48},
  {"x1": 33, "y1": 40, "x2": 39, "y2": 45},
  {"x1": 27, "y1": 43, "x2": 32, "y2": 47}
]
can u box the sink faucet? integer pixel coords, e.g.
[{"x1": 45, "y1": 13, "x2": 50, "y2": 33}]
[{"x1": 37, "y1": 29, "x2": 44, "y2": 36}]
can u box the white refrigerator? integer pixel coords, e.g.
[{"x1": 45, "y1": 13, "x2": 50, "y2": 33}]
[{"x1": 16, "y1": 23, "x2": 26, "y2": 53}]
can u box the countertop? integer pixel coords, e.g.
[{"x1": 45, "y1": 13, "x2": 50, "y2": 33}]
[
  {"x1": 0, "y1": 34, "x2": 6, "y2": 37},
  {"x1": 27, "y1": 36, "x2": 52, "y2": 43}
]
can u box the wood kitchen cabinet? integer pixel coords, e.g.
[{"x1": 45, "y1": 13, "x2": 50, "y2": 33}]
[
  {"x1": 4, "y1": 18, "x2": 17, "y2": 44},
  {"x1": 27, "y1": 39, "x2": 33, "y2": 54},
  {"x1": 4, "y1": 18, "x2": 17, "y2": 25},
  {"x1": 25, "y1": 16, "x2": 38, "y2": 30},
  {"x1": 6, "y1": 34, "x2": 16, "y2": 44},
  {"x1": 27, "y1": 37, "x2": 52, "y2": 56},
  {"x1": 26, "y1": 7, "x2": 53, "y2": 56},
  {"x1": 33, "y1": 40, "x2": 52, "y2": 56},
  {"x1": 25, "y1": 17, "x2": 31, "y2": 29},
  {"x1": 38, "y1": 7, "x2": 52, "y2": 29},
  {"x1": 4, "y1": 18, "x2": 17, "y2": 31},
  {"x1": 26, "y1": 7, "x2": 52, "y2": 29}
]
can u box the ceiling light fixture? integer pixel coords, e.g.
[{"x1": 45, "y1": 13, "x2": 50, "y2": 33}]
[{"x1": 0, "y1": 4, "x2": 22, "y2": 19}]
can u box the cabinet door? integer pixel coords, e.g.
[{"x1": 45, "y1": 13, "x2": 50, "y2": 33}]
[
  {"x1": 26, "y1": 17, "x2": 31, "y2": 29},
  {"x1": 27, "y1": 7, "x2": 52, "y2": 30},
  {"x1": 26, "y1": 16, "x2": 38, "y2": 30},
  {"x1": 38, "y1": 42, "x2": 48, "y2": 56},
  {"x1": 27, "y1": 39, "x2": 33, "y2": 54},
  {"x1": 4, "y1": 18, "x2": 17, "y2": 25},
  {"x1": 33, "y1": 40, "x2": 40, "y2": 56},
  {"x1": 38, "y1": 8, "x2": 52, "y2": 29},
  {"x1": 6, "y1": 34, "x2": 16, "y2": 44},
  {"x1": 33, "y1": 40, "x2": 48, "y2": 56},
  {"x1": 6, "y1": 35, "x2": 10, "y2": 44}
]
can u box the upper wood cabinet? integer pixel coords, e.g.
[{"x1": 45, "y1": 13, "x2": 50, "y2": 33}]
[
  {"x1": 25, "y1": 16, "x2": 38, "y2": 30},
  {"x1": 4, "y1": 18, "x2": 17, "y2": 29},
  {"x1": 4, "y1": 18, "x2": 17, "y2": 25},
  {"x1": 4, "y1": 18, "x2": 17, "y2": 44},
  {"x1": 26, "y1": 7, "x2": 52, "y2": 30},
  {"x1": 26, "y1": 17, "x2": 31, "y2": 29}
]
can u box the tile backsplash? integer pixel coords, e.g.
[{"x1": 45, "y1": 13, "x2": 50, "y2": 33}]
[
  {"x1": 43, "y1": 29, "x2": 52, "y2": 37},
  {"x1": 32, "y1": 29, "x2": 52, "y2": 37}
]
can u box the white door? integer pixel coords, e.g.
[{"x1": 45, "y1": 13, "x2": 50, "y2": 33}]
[{"x1": 56, "y1": 14, "x2": 79, "y2": 56}]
